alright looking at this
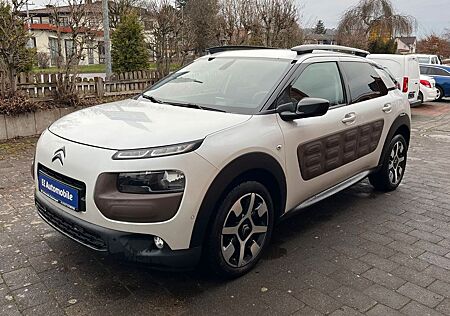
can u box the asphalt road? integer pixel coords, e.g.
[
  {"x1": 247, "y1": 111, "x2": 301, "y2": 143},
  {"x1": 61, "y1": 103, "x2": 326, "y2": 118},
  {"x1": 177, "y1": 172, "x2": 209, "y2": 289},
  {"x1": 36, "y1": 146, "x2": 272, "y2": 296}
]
[{"x1": 1, "y1": 100, "x2": 450, "y2": 315}]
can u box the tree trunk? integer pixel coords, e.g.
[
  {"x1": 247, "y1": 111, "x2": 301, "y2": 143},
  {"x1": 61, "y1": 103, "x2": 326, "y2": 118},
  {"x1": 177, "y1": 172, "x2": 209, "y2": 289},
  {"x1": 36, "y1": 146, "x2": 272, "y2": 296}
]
[{"x1": 8, "y1": 66, "x2": 17, "y2": 96}]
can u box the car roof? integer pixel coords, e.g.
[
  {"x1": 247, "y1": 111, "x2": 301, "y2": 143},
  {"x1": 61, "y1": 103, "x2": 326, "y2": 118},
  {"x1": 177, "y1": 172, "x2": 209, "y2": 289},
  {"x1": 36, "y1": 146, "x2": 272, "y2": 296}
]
[{"x1": 207, "y1": 48, "x2": 368, "y2": 62}]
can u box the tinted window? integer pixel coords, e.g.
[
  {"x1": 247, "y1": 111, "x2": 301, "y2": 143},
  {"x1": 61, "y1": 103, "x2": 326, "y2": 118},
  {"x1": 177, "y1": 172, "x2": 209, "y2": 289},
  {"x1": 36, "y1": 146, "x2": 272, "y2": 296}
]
[
  {"x1": 278, "y1": 62, "x2": 345, "y2": 106},
  {"x1": 429, "y1": 68, "x2": 450, "y2": 76},
  {"x1": 341, "y1": 62, "x2": 388, "y2": 103},
  {"x1": 420, "y1": 66, "x2": 429, "y2": 75},
  {"x1": 374, "y1": 67, "x2": 396, "y2": 90}
]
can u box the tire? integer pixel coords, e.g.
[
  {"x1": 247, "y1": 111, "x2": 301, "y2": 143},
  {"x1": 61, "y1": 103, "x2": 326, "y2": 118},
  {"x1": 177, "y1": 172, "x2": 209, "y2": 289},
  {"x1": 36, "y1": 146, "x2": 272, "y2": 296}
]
[
  {"x1": 418, "y1": 91, "x2": 424, "y2": 104},
  {"x1": 204, "y1": 181, "x2": 274, "y2": 278},
  {"x1": 369, "y1": 134, "x2": 408, "y2": 192},
  {"x1": 436, "y1": 86, "x2": 444, "y2": 101}
]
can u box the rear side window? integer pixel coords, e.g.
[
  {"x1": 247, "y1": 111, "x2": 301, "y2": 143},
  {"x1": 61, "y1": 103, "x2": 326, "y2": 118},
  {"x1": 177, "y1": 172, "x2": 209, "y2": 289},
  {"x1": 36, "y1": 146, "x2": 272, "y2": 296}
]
[
  {"x1": 420, "y1": 66, "x2": 429, "y2": 75},
  {"x1": 341, "y1": 62, "x2": 388, "y2": 103},
  {"x1": 374, "y1": 67, "x2": 396, "y2": 90},
  {"x1": 429, "y1": 68, "x2": 450, "y2": 76}
]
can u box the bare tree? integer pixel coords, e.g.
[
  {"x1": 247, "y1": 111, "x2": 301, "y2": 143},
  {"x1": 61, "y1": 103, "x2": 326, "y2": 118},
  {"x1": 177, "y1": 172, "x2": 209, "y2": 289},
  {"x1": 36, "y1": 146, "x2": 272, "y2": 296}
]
[
  {"x1": 256, "y1": 0, "x2": 298, "y2": 47},
  {"x1": 109, "y1": 0, "x2": 143, "y2": 28},
  {"x1": 337, "y1": 0, "x2": 415, "y2": 49},
  {"x1": 145, "y1": 0, "x2": 182, "y2": 75},
  {"x1": 184, "y1": 0, "x2": 219, "y2": 54},
  {"x1": 49, "y1": 0, "x2": 101, "y2": 105},
  {"x1": 0, "y1": 0, "x2": 33, "y2": 95},
  {"x1": 216, "y1": 0, "x2": 301, "y2": 48}
]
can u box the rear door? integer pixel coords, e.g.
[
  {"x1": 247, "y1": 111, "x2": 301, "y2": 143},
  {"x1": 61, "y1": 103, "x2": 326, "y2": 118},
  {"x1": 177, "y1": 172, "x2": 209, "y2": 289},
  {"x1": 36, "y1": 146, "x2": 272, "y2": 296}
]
[
  {"x1": 407, "y1": 56, "x2": 420, "y2": 102},
  {"x1": 339, "y1": 58, "x2": 399, "y2": 171}
]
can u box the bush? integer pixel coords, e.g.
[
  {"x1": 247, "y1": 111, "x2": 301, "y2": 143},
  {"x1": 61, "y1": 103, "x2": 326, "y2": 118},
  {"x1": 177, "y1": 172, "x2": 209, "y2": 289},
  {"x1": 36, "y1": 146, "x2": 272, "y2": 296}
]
[
  {"x1": 36, "y1": 52, "x2": 50, "y2": 69},
  {"x1": 0, "y1": 93, "x2": 42, "y2": 116}
]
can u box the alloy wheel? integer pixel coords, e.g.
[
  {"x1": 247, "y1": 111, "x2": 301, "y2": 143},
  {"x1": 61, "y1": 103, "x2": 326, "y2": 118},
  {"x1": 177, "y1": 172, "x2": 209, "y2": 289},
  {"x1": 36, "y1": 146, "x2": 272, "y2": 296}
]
[
  {"x1": 388, "y1": 140, "x2": 406, "y2": 185},
  {"x1": 221, "y1": 193, "x2": 269, "y2": 268}
]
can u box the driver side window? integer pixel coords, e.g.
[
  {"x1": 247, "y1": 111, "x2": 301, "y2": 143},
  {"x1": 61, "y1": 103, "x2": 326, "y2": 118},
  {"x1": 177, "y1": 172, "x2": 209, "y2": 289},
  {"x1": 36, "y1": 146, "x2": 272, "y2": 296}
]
[{"x1": 277, "y1": 62, "x2": 345, "y2": 107}]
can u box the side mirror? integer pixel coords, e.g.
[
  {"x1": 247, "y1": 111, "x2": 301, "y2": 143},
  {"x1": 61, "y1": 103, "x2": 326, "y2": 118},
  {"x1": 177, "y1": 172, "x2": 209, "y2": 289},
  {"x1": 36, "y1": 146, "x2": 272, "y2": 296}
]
[{"x1": 277, "y1": 97, "x2": 330, "y2": 121}]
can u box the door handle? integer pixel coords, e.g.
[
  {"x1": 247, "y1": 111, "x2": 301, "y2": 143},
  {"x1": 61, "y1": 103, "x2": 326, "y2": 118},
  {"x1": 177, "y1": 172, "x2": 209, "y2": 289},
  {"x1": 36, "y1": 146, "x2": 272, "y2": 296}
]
[
  {"x1": 382, "y1": 104, "x2": 393, "y2": 113},
  {"x1": 342, "y1": 112, "x2": 356, "y2": 124}
]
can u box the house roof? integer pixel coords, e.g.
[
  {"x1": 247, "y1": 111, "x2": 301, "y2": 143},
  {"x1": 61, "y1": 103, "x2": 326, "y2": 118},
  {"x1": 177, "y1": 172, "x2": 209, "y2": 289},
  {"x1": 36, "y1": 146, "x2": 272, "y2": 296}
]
[
  {"x1": 304, "y1": 29, "x2": 337, "y2": 41},
  {"x1": 396, "y1": 36, "x2": 416, "y2": 46},
  {"x1": 21, "y1": 1, "x2": 103, "y2": 16}
]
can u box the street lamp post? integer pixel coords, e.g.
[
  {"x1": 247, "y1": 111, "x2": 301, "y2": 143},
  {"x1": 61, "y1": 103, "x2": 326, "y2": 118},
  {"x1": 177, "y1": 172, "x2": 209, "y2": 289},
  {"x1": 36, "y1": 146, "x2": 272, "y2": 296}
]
[{"x1": 102, "y1": 0, "x2": 112, "y2": 79}]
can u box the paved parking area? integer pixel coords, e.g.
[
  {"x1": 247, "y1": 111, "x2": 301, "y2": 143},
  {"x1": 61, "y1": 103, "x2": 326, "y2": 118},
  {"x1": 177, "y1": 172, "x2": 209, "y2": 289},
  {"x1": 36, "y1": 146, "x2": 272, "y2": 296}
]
[{"x1": 1, "y1": 101, "x2": 450, "y2": 316}]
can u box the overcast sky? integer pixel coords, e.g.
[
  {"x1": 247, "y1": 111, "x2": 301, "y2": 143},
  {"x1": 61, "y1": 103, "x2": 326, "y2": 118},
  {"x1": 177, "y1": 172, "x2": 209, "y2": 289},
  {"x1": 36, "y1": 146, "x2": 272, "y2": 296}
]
[
  {"x1": 31, "y1": 0, "x2": 449, "y2": 38},
  {"x1": 300, "y1": 0, "x2": 449, "y2": 38}
]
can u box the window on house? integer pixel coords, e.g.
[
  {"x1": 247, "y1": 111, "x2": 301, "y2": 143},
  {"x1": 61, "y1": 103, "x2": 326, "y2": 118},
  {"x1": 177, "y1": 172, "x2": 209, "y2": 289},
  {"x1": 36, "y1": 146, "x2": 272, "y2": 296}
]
[
  {"x1": 98, "y1": 42, "x2": 105, "y2": 64},
  {"x1": 65, "y1": 39, "x2": 75, "y2": 61},
  {"x1": 27, "y1": 37, "x2": 37, "y2": 49},
  {"x1": 49, "y1": 37, "x2": 59, "y2": 66}
]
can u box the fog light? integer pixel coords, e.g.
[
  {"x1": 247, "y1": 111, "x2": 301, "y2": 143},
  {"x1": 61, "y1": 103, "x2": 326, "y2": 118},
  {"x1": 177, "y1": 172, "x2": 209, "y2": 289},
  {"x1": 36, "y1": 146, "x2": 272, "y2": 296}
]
[{"x1": 154, "y1": 236, "x2": 164, "y2": 249}]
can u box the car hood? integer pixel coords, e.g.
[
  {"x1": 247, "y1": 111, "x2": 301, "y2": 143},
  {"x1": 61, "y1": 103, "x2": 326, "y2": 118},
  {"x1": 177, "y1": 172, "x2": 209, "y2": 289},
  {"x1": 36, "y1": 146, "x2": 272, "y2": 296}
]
[{"x1": 49, "y1": 98, "x2": 251, "y2": 150}]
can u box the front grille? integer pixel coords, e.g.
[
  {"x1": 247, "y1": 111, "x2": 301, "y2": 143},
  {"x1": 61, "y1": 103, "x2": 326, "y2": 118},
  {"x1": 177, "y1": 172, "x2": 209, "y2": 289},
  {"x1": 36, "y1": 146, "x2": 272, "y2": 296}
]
[{"x1": 36, "y1": 199, "x2": 107, "y2": 251}]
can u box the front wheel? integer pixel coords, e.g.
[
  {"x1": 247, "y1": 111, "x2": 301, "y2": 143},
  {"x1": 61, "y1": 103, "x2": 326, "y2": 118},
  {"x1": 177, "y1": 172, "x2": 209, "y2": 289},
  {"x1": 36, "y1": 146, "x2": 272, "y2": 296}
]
[
  {"x1": 369, "y1": 134, "x2": 408, "y2": 192},
  {"x1": 204, "y1": 181, "x2": 274, "y2": 278}
]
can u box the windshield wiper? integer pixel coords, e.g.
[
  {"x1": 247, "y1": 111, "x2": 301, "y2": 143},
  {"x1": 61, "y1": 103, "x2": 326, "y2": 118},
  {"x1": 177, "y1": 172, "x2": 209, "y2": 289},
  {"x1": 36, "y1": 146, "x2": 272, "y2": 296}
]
[
  {"x1": 142, "y1": 94, "x2": 163, "y2": 104},
  {"x1": 164, "y1": 101, "x2": 225, "y2": 112}
]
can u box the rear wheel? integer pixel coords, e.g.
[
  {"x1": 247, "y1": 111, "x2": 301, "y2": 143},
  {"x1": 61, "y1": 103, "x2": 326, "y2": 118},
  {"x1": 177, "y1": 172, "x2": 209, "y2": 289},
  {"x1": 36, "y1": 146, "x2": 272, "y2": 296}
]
[
  {"x1": 369, "y1": 134, "x2": 408, "y2": 192},
  {"x1": 418, "y1": 91, "x2": 424, "y2": 104},
  {"x1": 204, "y1": 181, "x2": 274, "y2": 278},
  {"x1": 436, "y1": 86, "x2": 444, "y2": 101}
]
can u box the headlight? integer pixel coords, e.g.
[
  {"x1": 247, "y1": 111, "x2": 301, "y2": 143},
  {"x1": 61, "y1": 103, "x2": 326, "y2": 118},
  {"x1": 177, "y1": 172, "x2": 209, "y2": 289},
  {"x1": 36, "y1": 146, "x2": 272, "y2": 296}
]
[
  {"x1": 112, "y1": 140, "x2": 202, "y2": 160},
  {"x1": 117, "y1": 170, "x2": 185, "y2": 194}
]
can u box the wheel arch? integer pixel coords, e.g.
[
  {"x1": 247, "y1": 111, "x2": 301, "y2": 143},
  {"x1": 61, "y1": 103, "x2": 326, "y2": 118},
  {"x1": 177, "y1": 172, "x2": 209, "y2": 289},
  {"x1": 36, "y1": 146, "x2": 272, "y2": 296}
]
[
  {"x1": 189, "y1": 152, "x2": 287, "y2": 248},
  {"x1": 377, "y1": 114, "x2": 411, "y2": 168}
]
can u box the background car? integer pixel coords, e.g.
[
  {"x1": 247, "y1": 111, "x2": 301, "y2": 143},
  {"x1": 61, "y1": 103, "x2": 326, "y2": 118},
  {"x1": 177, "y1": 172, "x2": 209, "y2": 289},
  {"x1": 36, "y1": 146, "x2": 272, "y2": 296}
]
[
  {"x1": 420, "y1": 64, "x2": 450, "y2": 100},
  {"x1": 417, "y1": 54, "x2": 442, "y2": 65},
  {"x1": 367, "y1": 54, "x2": 420, "y2": 106},
  {"x1": 419, "y1": 75, "x2": 438, "y2": 104}
]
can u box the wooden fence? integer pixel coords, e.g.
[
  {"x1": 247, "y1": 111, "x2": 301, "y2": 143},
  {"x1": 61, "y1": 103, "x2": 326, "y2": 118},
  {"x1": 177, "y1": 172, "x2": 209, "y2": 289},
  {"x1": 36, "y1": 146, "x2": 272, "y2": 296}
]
[{"x1": 0, "y1": 70, "x2": 162, "y2": 101}]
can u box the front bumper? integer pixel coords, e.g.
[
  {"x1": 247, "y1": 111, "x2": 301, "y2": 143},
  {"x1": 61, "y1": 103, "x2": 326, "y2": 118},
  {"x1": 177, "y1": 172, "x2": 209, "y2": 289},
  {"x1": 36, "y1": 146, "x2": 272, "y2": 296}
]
[{"x1": 35, "y1": 194, "x2": 202, "y2": 270}]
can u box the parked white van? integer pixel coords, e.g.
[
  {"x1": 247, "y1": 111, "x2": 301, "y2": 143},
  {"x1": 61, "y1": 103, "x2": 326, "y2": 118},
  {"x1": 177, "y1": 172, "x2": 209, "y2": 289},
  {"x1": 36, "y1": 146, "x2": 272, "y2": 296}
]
[
  {"x1": 416, "y1": 54, "x2": 441, "y2": 65},
  {"x1": 367, "y1": 54, "x2": 420, "y2": 106}
]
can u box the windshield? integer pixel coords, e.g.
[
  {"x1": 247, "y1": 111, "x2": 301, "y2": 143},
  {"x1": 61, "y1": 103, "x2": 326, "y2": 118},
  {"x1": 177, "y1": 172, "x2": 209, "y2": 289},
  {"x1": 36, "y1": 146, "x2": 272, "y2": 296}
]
[
  {"x1": 418, "y1": 57, "x2": 430, "y2": 64},
  {"x1": 143, "y1": 57, "x2": 292, "y2": 114}
]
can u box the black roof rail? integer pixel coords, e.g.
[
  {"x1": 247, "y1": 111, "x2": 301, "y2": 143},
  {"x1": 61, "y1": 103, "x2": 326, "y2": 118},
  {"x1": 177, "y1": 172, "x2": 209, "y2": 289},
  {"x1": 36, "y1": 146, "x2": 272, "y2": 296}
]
[
  {"x1": 206, "y1": 46, "x2": 275, "y2": 54},
  {"x1": 291, "y1": 44, "x2": 370, "y2": 57}
]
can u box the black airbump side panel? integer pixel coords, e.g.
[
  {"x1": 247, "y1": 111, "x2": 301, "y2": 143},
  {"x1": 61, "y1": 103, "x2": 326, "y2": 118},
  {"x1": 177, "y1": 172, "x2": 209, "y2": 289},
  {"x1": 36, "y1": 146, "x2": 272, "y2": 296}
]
[{"x1": 298, "y1": 120, "x2": 384, "y2": 180}]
